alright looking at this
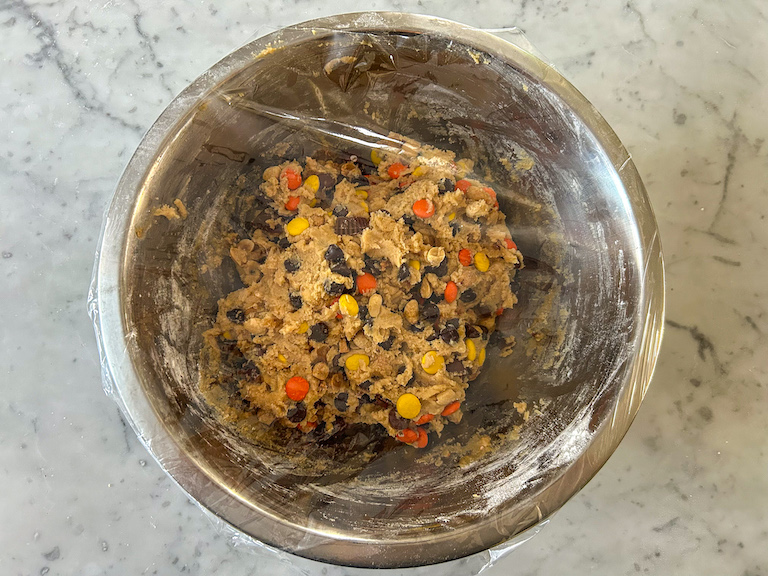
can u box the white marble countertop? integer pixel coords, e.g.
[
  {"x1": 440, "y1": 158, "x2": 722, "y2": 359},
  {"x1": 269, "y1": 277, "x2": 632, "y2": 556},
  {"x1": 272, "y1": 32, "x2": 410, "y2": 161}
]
[{"x1": 2, "y1": 0, "x2": 766, "y2": 574}]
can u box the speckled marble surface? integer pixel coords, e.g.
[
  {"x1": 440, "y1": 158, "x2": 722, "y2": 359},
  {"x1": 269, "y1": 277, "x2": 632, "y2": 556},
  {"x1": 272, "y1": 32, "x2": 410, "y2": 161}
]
[{"x1": 2, "y1": 1, "x2": 767, "y2": 574}]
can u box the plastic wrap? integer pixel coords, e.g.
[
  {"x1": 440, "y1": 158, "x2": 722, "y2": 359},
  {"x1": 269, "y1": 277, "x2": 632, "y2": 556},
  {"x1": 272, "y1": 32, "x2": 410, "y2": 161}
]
[{"x1": 88, "y1": 12, "x2": 664, "y2": 572}]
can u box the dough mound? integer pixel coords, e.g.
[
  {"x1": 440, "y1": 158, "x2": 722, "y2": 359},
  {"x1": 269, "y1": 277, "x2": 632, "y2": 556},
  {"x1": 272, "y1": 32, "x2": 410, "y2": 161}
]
[{"x1": 199, "y1": 138, "x2": 522, "y2": 448}]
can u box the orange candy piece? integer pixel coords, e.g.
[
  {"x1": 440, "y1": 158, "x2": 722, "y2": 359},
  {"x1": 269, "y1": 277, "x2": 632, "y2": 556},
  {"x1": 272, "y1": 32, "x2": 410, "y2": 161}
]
[
  {"x1": 415, "y1": 413, "x2": 434, "y2": 425},
  {"x1": 444, "y1": 281, "x2": 458, "y2": 303},
  {"x1": 412, "y1": 198, "x2": 435, "y2": 218},
  {"x1": 356, "y1": 273, "x2": 377, "y2": 294},
  {"x1": 299, "y1": 421, "x2": 317, "y2": 433},
  {"x1": 504, "y1": 238, "x2": 517, "y2": 250},
  {"x1": 285, "y1": 376, "x2": 309, "y2": 401},
  {"x1": 458, "y1": 249, "x2": 472, "y2": 266},
  {"x1": 284, "y1": 196, "x2": 300, "y2": 211},
  {"x1": 387, "y1": 162, "x2": 407, "y2": 179},
  {"x1": 483, "y1": 187, "x2": 497, "y2": 202},
  {"x1": 415, "y1": 427, "x2": 428, "y2": 448},
  {"x1": 396, "y1": 429, "x2": 418, "y2": 443},
  {"x1": 283, "y1": 168, "x2": 302, "y2": 190},
  {"x1": 456, "y1": 179, "x2": 471, "y2": 192},
  {"x1": 441, "y1": 401, "x2": 461, "y2": 416}
]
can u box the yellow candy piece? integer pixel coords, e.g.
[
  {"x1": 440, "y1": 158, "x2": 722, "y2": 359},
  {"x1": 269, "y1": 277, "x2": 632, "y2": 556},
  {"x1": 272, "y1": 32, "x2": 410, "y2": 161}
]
[
  {"x1": 474, "y1": 252, "x2": 490, "y2": 272},
  {"x1": 298, "y1": 322, "x2": 309, "y2": 334},
  {"x1": 361, "y1": 200, "x2": 369, "y2": 213},
  {"x1": 309, "y1": 198, "x2": 318, "y2": 208},
  {"x1": 278, "y1": 353, "x2": 288, "y2": 364},
  {"x1": 371, "y1": 149, "x2": 382, "y2": 165},
  {"x1": 356, "y1": 189, "x2": 369, "y2": 200},
  {"x1": 412, "y1": 166, "x2": 426, "y2": 178},
  {"x1": 465, "y1": 338, "x2": 477, "y2": 362},
  {"x1": 345, "y1": 353, "x2": 370, "y2": 371},
  {"x1": 305, "y1": 174, "x2": 320, "y2": 193},
  {"x1": 409, "y1": 259, "x2": 421, "y2": 271},
  {"x1": 286, "y1": 217, "x2": 309, "y2": 236},
  {"x1": 478, "y1": 347, "x2": 486, "y2": 366},
  {"x1": 396, "y1": 393, "x2": 422, "y2": 419},
  {"x1": 339, "y1": 294, "x2": 359, "y2": 316},
  {"x1": 448, "y1": 212, "x2": 456, "y2": 221},
  {"x1": 421, "y1": 351, "x2": 445, "y2": 375}
]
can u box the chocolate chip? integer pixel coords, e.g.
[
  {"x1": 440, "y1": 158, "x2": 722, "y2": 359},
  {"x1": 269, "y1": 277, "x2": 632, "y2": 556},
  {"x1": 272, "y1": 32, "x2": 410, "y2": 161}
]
[
  {"x1": 252, "y1": 343, "x2": 266, "y2": 357},
  {"x1": 359, "y1": 380, "x2": 373, "y2": 391},
  {"x1": 359, "y1": 305, "x2": 371, "y2": 324},
  {"x1": 289, "y1": 293, "x2": 303, "y2": 310},
  {"x1": 439, "y1": 178, "x2": 455, "y2": 192},
  {"x1": 477, "y1": 325, "x2": 490, "y2": 338},
  {"x1": 332, "y1": 205, "x2": 349, "y2": 217},
  {"x1": 284, "y1": 259, "x2": 300, "y2": 272},
  {"x1": 397, "y1": 365, "x2": 406, "y2": 376},
  {"x1": 445, "y1": 319, "x2": 460, "y2": 329},
  {"x1": 324, "y1": 280, "x2": 346, "y2": 296},
  {"x1": 329, "y1": 353, "x2": 343, "y2": 374},
  {"x1": 226, "y1": 308, "x2": 245, "y2": 323},
  {"x1": 350, "y1": 176, "x2": 368, "y2": 186},
  {"x1": 446, "y1": 359, "x2": 467, "y2": 375},
  {"x1": 277, "y1": 237, "x2": 290, "y2": 250},
  {"x1": 374, "y1": 395, "x2": 391, "y2": 408},
  {"x1": 450, "y1": 221, "x2": 460, "y2": 237},
  {"x1": 238, "y1": 360, "x2": 261, "y2": 381},
  {"x1": 330, "y1": 261, "x2": 353, "y2": 277},
  {"x1": 317, "y1": 173, "x2": 337, "y2": 191},
  {"x1": 426, "y1": 332, "x2": 439, "y2": 342},
  {"x1": 325, "y1": 244, "x2": 345, "y2": 263},
  {"x1": 402, "y1": 215, "x2": 415, "y2": 227},
  {"x1": 421, "y1": 302, "x2": 440, "y2": 322},
  {"x1": 465, "y1": 324, "x2": 481, "y2": 338},
  {"x1": 406, "y1": 323, "x2": 424, "y2": 333},
  {"x1": 379, "y1": 334, "x2": 396, "y2": 350},
  {"x1": 460, "y1": 289, "x2": 477, "y2": 303},
  {"x1": 425, "y1": 258, "x2": 448, "y2": 277},
  {"x1": 363, "y1": 255, "x2": 382, "y2": 276},
  {"x1": 388, "y1": 409, "x2": 410, "y2": 430},
  {"x1": 335, "y1": 216, "x2": 369, "y2": 235},
  {"x1": 397, "y1": 263, "x2": 410, "y2": 282},
  {"x1": 440, "y1": 326, "x2": 460, "y2": 345},
  {"x1": 360, "y1": 393, "x2": 374, "y2": 404},
  {"x1": 310, "y1": 322, "x2": 329, "y2": 342},
  {"x1": 287, "y1": 402, "x2": 307, "y2": 423},
  {"x1": 334, "y1": 393, "x2": 349, "y2": 412}
]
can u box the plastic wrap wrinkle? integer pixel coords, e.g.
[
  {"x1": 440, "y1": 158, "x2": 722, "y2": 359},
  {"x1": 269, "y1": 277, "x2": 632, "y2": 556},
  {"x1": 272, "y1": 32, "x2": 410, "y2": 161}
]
[{"x1": 89, "y1": 12, "x2": 664, "y2": 571}]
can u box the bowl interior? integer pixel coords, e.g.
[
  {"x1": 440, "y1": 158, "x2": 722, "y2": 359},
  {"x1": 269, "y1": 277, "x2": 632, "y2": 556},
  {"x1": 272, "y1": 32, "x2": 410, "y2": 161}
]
[{"x1": 119, "y1": 17, "x2": 659, "y2": 567}]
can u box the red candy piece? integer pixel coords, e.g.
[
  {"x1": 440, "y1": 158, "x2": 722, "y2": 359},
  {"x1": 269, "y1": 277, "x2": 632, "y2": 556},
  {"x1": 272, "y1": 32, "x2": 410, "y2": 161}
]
[
  {"x1": 441, "y1": 401, "x2": 461, "y2": 416},
  {"x1": 388, "y1": 162, "x2": 407, "y2": 179},
  {"x1": 283, "y1": 168, "x2": 302, "y2": 190},
  {"x1": 356, "y1": 273, "x2": 377, "y2": 294},
  {"x1": 415, "y1": 427, "x2": 428, "y2": 448},
  {"x1": 412, "y1": 198, "x2": 435, "y2": 218},
  {"x1": 284, "y1": 196, "x2": 300, "y2": 211},
  {"x1": 285, "y1": 376, "x2": 309, "y2": 401},
  {"x1": 456, "y1": 179, "x2": 471, "y2": 192},
  {"x1": 444, "y1": 281, "x2": 458, "y2": 303}
]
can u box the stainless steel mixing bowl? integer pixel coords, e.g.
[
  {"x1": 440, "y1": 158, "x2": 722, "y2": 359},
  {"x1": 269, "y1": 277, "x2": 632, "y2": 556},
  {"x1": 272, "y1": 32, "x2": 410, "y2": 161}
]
[{"x1": 91, "y1": 12, "x2": 664, "y2": 568}]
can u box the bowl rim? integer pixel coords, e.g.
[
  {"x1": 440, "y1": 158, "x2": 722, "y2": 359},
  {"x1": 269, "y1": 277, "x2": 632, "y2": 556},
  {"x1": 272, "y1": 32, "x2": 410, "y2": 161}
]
[{"x1": 91, "y1": 11, "x2": 665, "y2": 569}]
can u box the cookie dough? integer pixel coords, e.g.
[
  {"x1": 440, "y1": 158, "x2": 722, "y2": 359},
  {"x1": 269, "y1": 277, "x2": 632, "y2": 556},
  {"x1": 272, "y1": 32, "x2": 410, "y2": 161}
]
[{"x1": 199, "y1": 137, "x2": 523, "y2": 448}]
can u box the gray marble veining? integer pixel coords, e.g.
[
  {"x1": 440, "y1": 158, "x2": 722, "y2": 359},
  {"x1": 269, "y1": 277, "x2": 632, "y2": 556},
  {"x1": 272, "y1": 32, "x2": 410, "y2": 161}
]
[{"x1": 1, "y1": 0, "x2": 766, "y2": 574}]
